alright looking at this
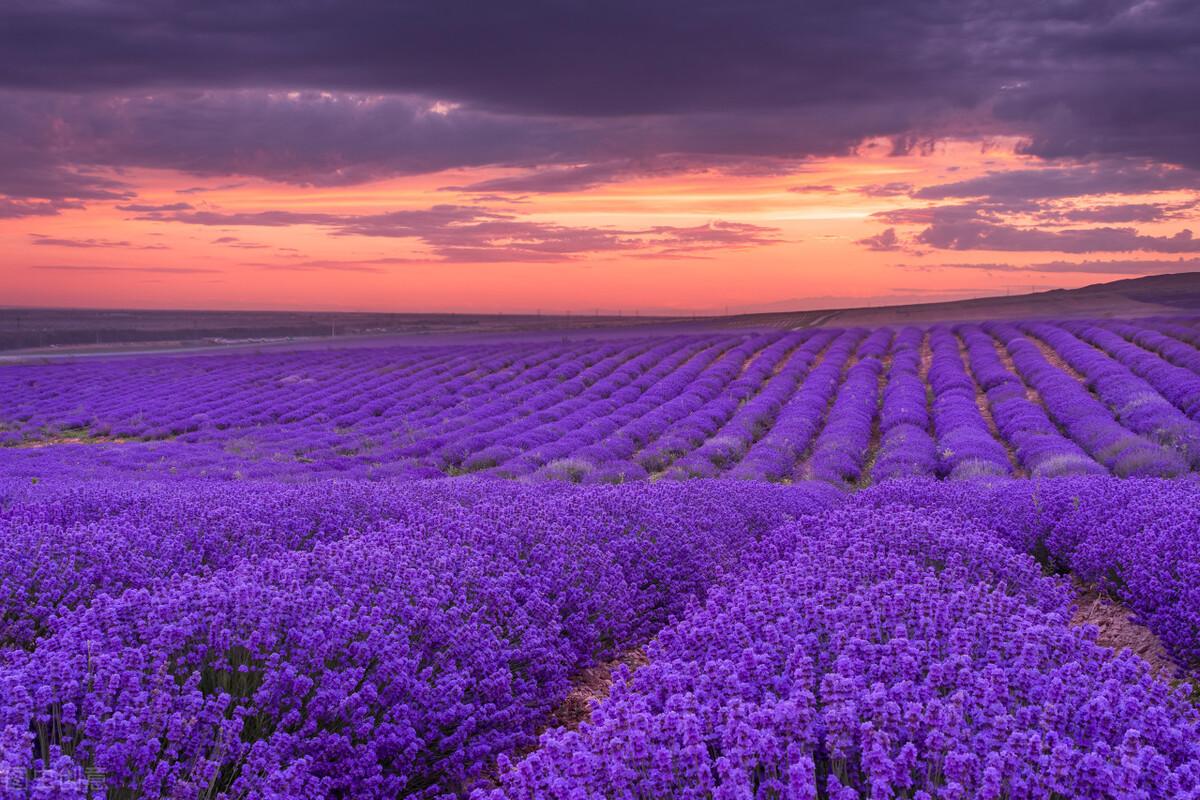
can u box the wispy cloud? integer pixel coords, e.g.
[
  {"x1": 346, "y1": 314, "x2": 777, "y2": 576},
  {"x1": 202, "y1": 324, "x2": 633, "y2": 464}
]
[
  {"x1": 31, "y1": 264, "x2": 222, "y2": 274},
  {"x1": 856, "y1": 227, "x2": 902, "y2": 251},
  {"x1": 29, "y1": 233, "x2": 168, "y2": 250},
  {"x1": 900, "y1": 257, "x2": 1200, "y2": 275},
  {"x1": 175, "y1": 183, "x2": 245, "y2": 195},
  {"x1": 135, "y1": 205, "x2": 783, "y2": 262},
  {"x1": 115, "y1": 202, "x2": 195, "y2": 213},
  {"x1": 916, "y1": 223, "x2": 1200, "y2": 254},
  {"x1": 210, "y1": 235, "x2": 269, "y2": 249}
]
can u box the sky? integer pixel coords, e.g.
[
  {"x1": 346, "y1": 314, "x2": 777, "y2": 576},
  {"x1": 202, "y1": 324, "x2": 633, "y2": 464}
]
[{"x1": 2, "y1": 0, "x2": 1200, "y2": 314}]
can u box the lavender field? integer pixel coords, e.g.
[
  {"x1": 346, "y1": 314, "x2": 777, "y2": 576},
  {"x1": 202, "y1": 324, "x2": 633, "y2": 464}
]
[
  {"x1": 2, "y1": 318, "x2": 1200, "y2": 798},
  {"x1": 9, "y1": 318, "x2": 1200, "y2": 484}
]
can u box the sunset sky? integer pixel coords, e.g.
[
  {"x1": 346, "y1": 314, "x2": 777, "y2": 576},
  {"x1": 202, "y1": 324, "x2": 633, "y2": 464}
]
[{"x1": 3, "y1": 1, "x2": 1200, "y2": 314}]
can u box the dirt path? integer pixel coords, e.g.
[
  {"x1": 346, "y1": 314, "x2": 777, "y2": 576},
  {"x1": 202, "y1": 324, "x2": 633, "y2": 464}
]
[
  {"x1": 1023, "y1": 327, "x2": 1090, "y2": 384},
  {"x1": 992, "y1": 335, "x2": 1040, "y2": 404},
  {"x1": 11, "y1": 434, "x2": 135, "y2": 448},
  {"x1": 918, "y1": 329, "x2": 935, "y2": 434},
  {"x1": 918, "y1": 331, "x2": 933, "y2": 383},
  {"x1": 479, "y1": 647, "x2": 649, "y2": 791},
  {"x1": 794, "y1": 334, "x2": 866, "y2": 482},
  {"x1": 547, "y1": 649, "x2": 649, "y2": 732},
  {"x1": 956, "y1": 331, "x2": 1025, "y2": 477},
  {"x1": 1071, "y1": 580, "x2": 1178, "y2": 681},
  {"x1": 856, "y1": 351, "x2": 891, "y2": 487}
]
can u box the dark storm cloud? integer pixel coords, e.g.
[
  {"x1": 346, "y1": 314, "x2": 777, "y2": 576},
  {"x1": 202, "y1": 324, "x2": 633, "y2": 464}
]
[
  {"x1": 0, "y1": 0, "x2": 987, "y2": 115},
  {"x1": 0, "y1": 90, "x2": 926, "y2": 196},
  {"x1": 0, "y1": 0, "x2": 1198, "y2": 210},
  {"x1": 993, "y1": 0, "x2": 1200, "y2": 168},
  {"x1": 0, "y1": 92, "x2": 568, "y2": 189},
  {"x1": 0, "y1": 95, "x2": 138, "y2": 212},
  {"x1": 0, "y1": 0, "x2": 1192, "y2": 158}
]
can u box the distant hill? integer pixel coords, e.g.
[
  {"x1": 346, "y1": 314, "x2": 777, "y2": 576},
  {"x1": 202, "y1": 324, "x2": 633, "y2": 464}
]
[
  {"x1": 0, "y1": 308, "x2": 673, "y2": 353},
  {"x1": 717, "y1": 272, "x2": 1200, "y2": 329},
  {"x1": 3, "y1": 272, "x2": 1199, "y2": 355}
]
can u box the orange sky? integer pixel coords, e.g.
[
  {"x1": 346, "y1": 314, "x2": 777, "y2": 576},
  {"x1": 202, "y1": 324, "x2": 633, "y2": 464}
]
[{"x1": 5, "y1": 138, "x2": 1198, "y2": 314}]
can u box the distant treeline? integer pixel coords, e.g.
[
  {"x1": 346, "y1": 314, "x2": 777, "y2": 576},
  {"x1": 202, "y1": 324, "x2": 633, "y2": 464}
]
[
  {"x1": 0, "y1": 309, "x2": 663, "y2": 351},
  {"x1": 0, "y1": 325, "x2": 335, "y2": 350}
]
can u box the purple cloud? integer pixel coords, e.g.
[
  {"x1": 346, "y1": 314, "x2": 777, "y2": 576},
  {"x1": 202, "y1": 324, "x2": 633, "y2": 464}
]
[
  {"x1": 1050, "y1": 201, "x2": 1198, "y2": 224},
  {"x1": 137, "y1": 203, "x2": 781, "y2": 262},
  {"x1": 917, "y1": 222, "x2": 1200, "y2": 254},
  {"x1": 209, "y1": 236, "x2": 269, "y2": 249},
  {"x1": 857, "y1": 227, "x2": 902, "y2": 251},
  {"x1": 857, "y1": 182, "x2": 913, "y2": 197},
  {"x1": 442, "y1": 163, "x2": 641, "y2": 195},
  {"x1": 116, "y1": 202, "x2": 194, "y2": 213},
  {"x1": 245, "y1": 260, "x2": 393, "y2": 273},
  {"x1": 4, "y1": 0, "x2": 1193, "y2": 176},
  {"x1": 915, "y1": 162, "x2": 1198, "y2": 203},
  {"x1": 0, "y1": 198, "x2": 77, "y2": 219},
  {"x1": 30, "y1": 264, "x2": 221, "y2": 274},
  {"x1": 0, "y1": 0, "x2": 1197, "y2": 219},
  {"x1": 29, "y1": 233, "x2": 167, "y2": 250},
  {"x1": 175, "y1": 183, "x2": 245, "y2": 195},
  {"x1": 911, "y1": 258, "x2": 1200, "y2": 275},
  {"x1": 788, "y1": 184, "x2": 838, "y2": 194}
]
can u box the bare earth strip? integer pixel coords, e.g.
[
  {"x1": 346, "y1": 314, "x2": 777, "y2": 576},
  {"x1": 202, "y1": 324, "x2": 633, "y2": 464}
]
[
  {"x1": 548, "y1": 649, "x2": 650, "y2": 732},
  {"x1": 11, "y1": 435, "x2": 135, "y2": 448},
  {"x1": 918, "y1": 333, "x2": 933, "y2": 382},
  {"x1": 1071, "y1": 580, "x2": 1179, "y2": 681},
  {"x1": 992, "y1": 335, "x2": 1041, "y2": 404},
  {"x1": 795, "y1": 338, "x2": 863, "y2": 481},
  {"x1": 1024, "y1": 329, "x2": 1091, "y2": 384},
  {"x1": 957, "y1": 332, "x2": 1025, "y2": 477},
  {"x1": 857, "y1": 350, "x2": 891, "y2": 487},
  {"x1": 478, "y1": 648, "x2": 649, "y2": 791}
]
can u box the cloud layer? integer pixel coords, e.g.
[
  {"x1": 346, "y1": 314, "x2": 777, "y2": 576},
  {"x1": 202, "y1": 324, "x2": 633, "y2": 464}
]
[
  {"x1": 132, "y1": 203, "x2": 782, "y2": 262},
  {"x1": 3, "y1": 0, "x2": 1200, "y2": 292},
  {"x1": 2, "y1": 0, "x2": 1199, "y2": 212}
]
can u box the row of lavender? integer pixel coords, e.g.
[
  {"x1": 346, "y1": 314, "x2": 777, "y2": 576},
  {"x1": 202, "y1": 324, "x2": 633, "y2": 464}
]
[
  {"x1": 1, "y1": 476, "x2": 1197, "y2": 797},
  {"x1": 485, "y1": 499, "x2": 1199, "y2": 799},
  {"x1": 864, "y1": 477, "x2": 1200, "y2": 672},
  {"x1": 0, "y1": 478, "x2": 838, "y2": 797},
  {"x1": 5, "y1": 317, "x2": 1200, "y2": 482}
]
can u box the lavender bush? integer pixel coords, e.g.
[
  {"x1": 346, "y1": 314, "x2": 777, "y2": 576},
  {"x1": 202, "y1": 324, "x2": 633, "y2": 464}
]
[
  {"x1": 6, "y1": 308, "x2": 1200, "y2": 798},
  {"x1": 483, "y1": 503, "x2": 1200, "y2": 799}
]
